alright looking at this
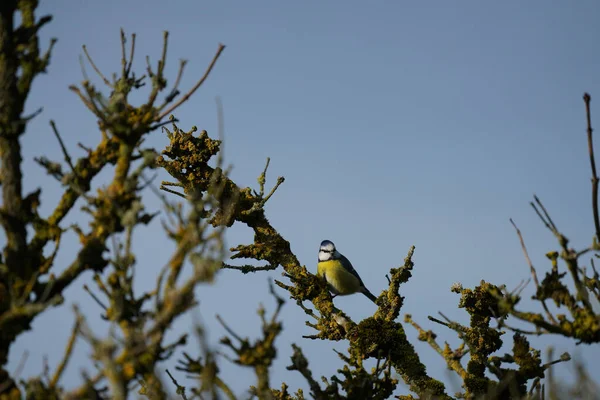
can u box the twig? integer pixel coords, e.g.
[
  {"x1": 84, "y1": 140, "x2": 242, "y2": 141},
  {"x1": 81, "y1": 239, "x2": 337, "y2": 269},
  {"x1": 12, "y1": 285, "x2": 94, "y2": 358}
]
[
  {"x1": 162, "y1": 59, "x2": 188, "y2": 105},
  {"x1": 21, "y1": 107, "x2": 43, "y2": 122},
  {"x1": 126, "y1": 33, "x2": 136, "y2": 77},
  {"x1": 146, "y1": 55, "x2": 154, "y2": 78},
  {"x1": 120, "y1": 29, "x2": 127, "y2": 78},
  {"x1": 68, "y1": 85, "x2": 102, "y2": 117},
  {"x1": 77, "y1": 142, "x2": 92, "y2": 154},
  {"x1": 262, "y1": 177, "x2": 285, "y2": 204},
  {"x1": 78, "y1": 55, "x2": 90, "y2": 82},
  {"x1": 427, "y1": 316, "x2": 450, "y2": 328},
  {"x1": 146, "y1": 32, "x2": 170, "y2": 106},
  {"x1": 302, "y1": 334, "x2": 320, "y2": 340},
  {"x1": 257, "y1": 158, "x2": 270, "y2": 197},
  {"x1": 510, "y1": 218, "x2": 557, "y2": 324},
  {"x1": 296, "y1": 300, "x2": 319, "y2": 320},
  {"x1": 542, "y1": 352, "x2": 571, "y2": 369},
  {"x1": 83, "y1": 284, "x2": 108, "y2": 310},
  {"x1": 0, "y1": 351, "x2": 28, "y2": 393},
  {"x1": 496, "y1": 318, "x2": 544, "y2": 336},
  {"x1": 584, "y1": 93, "x2": 600, "y2": 244},
  {"x1": 215, "y1": 350, "x2": 235, "y2": 364},
  {"x1": 14, "y1": 351, "x2": 28, "y2": 380},
  {"x1": 428, "y1": 313, "x2": 468, "y2": 334},
  {"x1": 161, "y1": 181, "x2": 184, "y2": 188},
  {"x1": 221, "y1": 263, "x2": 278, "y2": 274},
  {"x1": 268, "y1": 279, "x2": 285, "y2": 321},
  {"x1": 166, "y1": 369, "x2": 188, "y2": 400},
  {"x1": 405, "y1": 314, "x2": 466, "y2": 378},
  {"x1": 50, "y1": 318, "x2": 81, "y2": 388},
  {"x1": 160, "y1": 185, "x2": 188, "y2": 199},
  {"x1": 158, "y1": 44, "x2": 226, "y2": 120},
  {"x1": 82, "y1": 45, "x2": 112, "y2": 87},
  {"x1": 159, "y1": 31, "x2": 169, "y2": 77},
  {"x1": 532, "y1": 195, "x2": 558, "y2": 234},
  {"x1": 50, "y1": 120, "x2": 75, "y2": 172},
  {"x1": 216, "y1": 314, "x2": 243, "y2": 343},
  {"x1": 528, "y1": 377, "x2": 541, "y2": 398}
]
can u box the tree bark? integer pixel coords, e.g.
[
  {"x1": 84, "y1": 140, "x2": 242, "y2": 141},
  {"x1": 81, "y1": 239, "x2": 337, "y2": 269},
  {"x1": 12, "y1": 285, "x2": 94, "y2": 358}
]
[{"x1": 0, "y1": 1, "x2": 28, "y2": 396}]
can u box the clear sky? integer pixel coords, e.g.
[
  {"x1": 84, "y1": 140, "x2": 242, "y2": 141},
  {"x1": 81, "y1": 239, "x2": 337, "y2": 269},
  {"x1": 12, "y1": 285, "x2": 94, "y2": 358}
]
[{"x1": 7, "y1": 0, "x2": 600, "y2": 397}]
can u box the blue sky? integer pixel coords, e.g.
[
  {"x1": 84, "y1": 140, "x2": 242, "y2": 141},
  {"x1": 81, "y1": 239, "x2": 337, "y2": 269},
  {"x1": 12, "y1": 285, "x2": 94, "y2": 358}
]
[{"x1": 7, "y1": 0, "x2": 600, "y2": 397}]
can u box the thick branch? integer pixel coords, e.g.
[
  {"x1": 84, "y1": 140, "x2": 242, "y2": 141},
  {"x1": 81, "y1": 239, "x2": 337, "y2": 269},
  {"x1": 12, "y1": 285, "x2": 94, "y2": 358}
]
[{"x1": 0, "y1": 0, "x2": 27, "y2": 284}]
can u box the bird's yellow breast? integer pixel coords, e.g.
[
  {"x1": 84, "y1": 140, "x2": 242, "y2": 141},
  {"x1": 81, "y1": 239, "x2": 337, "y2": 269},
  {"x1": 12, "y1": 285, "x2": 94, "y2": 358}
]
[{"x1": 317, "y1": 259, "x2": 361, "y2": 295}]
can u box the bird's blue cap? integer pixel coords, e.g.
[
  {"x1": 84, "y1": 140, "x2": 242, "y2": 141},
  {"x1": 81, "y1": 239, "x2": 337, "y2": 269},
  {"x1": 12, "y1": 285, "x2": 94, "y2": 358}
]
[{"x1": 320, "y1": 240, "x2": 335, "y2": 249}]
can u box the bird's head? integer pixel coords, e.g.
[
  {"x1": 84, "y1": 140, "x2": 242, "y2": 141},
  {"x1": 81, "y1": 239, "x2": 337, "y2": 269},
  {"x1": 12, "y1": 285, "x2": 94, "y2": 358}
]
[{"x1": 318, "y1": 240, "x2": 338, "y2": 261}]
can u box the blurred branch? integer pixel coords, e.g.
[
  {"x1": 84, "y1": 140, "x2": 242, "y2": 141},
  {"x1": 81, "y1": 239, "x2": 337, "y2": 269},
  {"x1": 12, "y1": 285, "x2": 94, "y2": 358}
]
[
  {"x1": 82, "y1": 44, "x2": 112, "y2": 87},
  {"x1": 221, "y1": 262, "x2": 278, "y2": 274},
  {"x1": 404, "y1": 314, "x2": 467, "y2": 379},
  {"x1": 49, "y1": 120, "x2": 75, "y2": 173},
  {"x1": 510, "y1": 218, "x2": 557, "y2": 324},
  {"x1": 49, "y1": 317, "x2": 81, "y2": 389},
  {"x1": 218, "y1": 281, "x2": 284, "y2": 398},
  {"x1": 165, "y1": 369, "x2": 188, "y2": 400},
  {"x1": 584, "y1": 93, "x2": 600, "y2": 245}
]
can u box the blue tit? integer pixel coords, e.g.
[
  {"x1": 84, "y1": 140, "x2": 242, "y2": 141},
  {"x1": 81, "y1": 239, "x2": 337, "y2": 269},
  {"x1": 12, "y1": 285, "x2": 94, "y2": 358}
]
[{"x1": 317, "y1": 240, "x2": 377, "y2": 303}]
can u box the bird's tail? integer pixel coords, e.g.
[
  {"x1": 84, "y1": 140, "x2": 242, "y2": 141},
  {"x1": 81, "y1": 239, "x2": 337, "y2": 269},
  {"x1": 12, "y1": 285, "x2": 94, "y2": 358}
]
[{"x1": 361, "y1": 287, "x2": 378, "y2": 304}]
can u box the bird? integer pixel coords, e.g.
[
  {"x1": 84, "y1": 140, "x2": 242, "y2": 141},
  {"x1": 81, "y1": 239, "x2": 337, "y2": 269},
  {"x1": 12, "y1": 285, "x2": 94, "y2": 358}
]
[{"x1": 317, "y1": 240, "x2": 377, "y2": 304}]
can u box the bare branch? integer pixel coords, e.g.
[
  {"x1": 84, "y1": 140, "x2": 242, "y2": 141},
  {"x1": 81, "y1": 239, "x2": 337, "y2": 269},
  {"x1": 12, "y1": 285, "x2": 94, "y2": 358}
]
[
  {"x1": 510, "y1": 218, "x2": 557, "y2": 324},
  {"x1": 584, "y1": 93, "x2": 600, "y2": 245},
  {"x1": 158, "y1": 44, "x2": 226, "y2": 120},
  {"x1": 82, "y1": 45, "x2": 112, "y2": 87},
  {"x1": 50, "y1": 120, "x2": 75, "y2": 172},
  {"x1": 49, "y1": 318, "x2": 81, "y2": 388},
  {"x1": 221, "y1": 263, "x2": 278, "y2": 274}
]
